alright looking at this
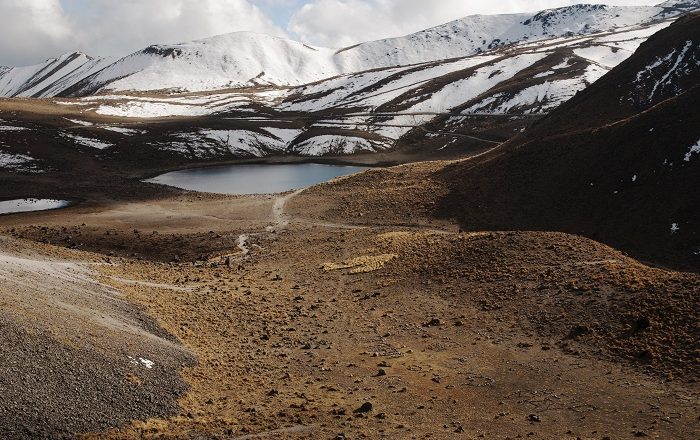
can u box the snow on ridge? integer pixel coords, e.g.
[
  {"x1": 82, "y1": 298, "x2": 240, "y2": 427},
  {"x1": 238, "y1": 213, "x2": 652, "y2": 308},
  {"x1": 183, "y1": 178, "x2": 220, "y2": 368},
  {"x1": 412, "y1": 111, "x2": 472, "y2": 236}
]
[
  {"x1": 156, "y1": 129, "x2": 286, "y2": 159},
  {"x1": 0, "y1": 52, "x2": 114, "y2": 98},
  {"x1": 465, "y1": 79, "x2": 584, "y2": 114},
  {"x1": 656, "y1": 0, "x2": 700, "y2": 11},
  {"x1": 291, "y1": 135, "x2": 391, "y2": 156},
  {"x1": 263, "y1": 127, "x2": 304, "y2": 145},
  {"x1": 0, "y1": 1, "x2": 695, "y2": 98}
]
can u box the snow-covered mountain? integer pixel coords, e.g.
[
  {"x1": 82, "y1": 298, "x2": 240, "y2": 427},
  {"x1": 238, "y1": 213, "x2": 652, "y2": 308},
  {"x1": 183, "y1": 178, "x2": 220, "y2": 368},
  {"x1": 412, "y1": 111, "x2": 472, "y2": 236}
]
[
  {"x1": 0, "y1": 1, "x2": 698, "y2": 97},
  {"x1": 0, "y1": 1, "x2": 698, "y2": 165},
  {"x1": 68, "y1": 15, "x2": 682, "y2": 156},
  {"x1": 0, "y1": 52, "x2": 113, "y2": 98}
]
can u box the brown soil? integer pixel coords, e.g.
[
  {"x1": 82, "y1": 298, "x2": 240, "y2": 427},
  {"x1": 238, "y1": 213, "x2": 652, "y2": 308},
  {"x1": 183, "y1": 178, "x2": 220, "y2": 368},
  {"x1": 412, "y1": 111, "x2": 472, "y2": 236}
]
[{"x1": 0, "y1": 177, "x2": 697, "y2": 439}]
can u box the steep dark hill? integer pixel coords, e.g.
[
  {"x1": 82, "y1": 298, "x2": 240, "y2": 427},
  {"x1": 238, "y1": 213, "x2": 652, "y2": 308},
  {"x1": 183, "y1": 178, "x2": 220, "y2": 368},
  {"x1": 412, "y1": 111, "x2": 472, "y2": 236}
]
[{"x1": 436, "y1": 12, "x2": 700, "y2": 270}]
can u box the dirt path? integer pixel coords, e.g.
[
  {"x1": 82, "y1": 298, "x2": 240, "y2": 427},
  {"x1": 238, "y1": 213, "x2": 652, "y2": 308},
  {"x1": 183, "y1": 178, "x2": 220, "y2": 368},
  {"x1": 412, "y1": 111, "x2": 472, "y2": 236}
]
[{"x1": 272, "y1": 188, "x2": 305, "y2": 229}]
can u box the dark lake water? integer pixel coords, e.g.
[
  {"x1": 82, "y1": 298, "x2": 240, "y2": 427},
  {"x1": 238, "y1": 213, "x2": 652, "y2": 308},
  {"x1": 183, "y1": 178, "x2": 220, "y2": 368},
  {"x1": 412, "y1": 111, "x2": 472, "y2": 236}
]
[
  {"x1": 146, "y1": 163, "x2": 368, "y2": 195},
  {"x1": 0, "y1": 198, "x2": 71, "y2": 215}
]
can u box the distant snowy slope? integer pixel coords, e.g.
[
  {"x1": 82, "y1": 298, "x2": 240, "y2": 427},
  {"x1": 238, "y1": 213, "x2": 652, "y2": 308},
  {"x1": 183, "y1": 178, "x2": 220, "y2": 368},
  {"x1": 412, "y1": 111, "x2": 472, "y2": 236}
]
[
  {"x1": 333, "y1": 4, "x2": 676, "y2": 71},
  {"x1": 657, "y1": 0, "x2": 700, "y2": 11},
  {"x1": 55, "y1": 2, "x2": 700, "y2": 95},
  {"x1": 0, "y1": 53, "x2": 113, "y2": 98},
  {"x1": 0, "y1": 1, "x2": 698, "y2": 98},
  {"x1": 63, "y1": 33, "x2": 340, "y2": 95}
]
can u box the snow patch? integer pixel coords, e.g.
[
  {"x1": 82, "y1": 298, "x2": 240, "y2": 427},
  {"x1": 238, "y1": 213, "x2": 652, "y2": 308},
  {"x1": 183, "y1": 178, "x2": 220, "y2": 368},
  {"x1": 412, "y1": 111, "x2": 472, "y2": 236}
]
[
  {"x1": 156, "y1": 129, "x2": 286, "y2": 158},
  {"x1": 635, "y1": 40, "x2": 697, "y2": 102},
  {"x1": 101, "y1": 126, "x2": 146, "y2": 135},
  {"x1": 683, "y1": 139, "x2": 700, "y2": 162},
  {"x1": 0, "y1": 151, "x2": 40, "y2": 172},
  {"x1": 128, "y1": 356, "x2": 155, "y2": 369},
  {"x1": 263, "y1": 127, "x2": 304, "y2": 145},
  {"x1": 65, "y1": 118, "x2": 94, "y2": 126},
  {"x1": 0, "y1": 125, "x2": 28, "y2": 131},
  {"x1": 96, "y1": 101, "x2": 210, "y2": 118},
  {"x1": 574, "y1": 45, "x2": 633, "y2": 69},
  {"x1": 62, "y1": 134, "x2": 114, "y2": 150}
]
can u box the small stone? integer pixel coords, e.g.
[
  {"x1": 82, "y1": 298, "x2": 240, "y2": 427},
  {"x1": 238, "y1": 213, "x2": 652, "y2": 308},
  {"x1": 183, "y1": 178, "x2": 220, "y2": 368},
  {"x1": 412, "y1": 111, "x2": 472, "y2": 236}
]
[
  {"x1": 354, "y1": 402, "x2": 373, "y2": 413},
  {"x1": 424, "y1": 318, "x2": 441, "y2": 327},
  {"x1": 633, "y1": 316, "x2": 651, "y2": 332},
  {"x1": 568, "y1": 325, "x2": 590, "y2": 338}
]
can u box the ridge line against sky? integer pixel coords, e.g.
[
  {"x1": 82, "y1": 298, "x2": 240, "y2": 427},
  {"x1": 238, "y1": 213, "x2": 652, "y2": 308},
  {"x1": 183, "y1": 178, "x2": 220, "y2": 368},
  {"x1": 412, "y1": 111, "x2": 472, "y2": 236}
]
[{"x1": 1, "y1": 0, "x2": 664, "y2": 66}]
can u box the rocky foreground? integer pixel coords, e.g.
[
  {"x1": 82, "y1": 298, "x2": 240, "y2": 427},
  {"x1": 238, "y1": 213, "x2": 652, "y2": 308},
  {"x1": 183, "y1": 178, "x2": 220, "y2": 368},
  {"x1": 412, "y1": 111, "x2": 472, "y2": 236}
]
[{"x1": 0, "y1": 162, "x2": 698, "y2": 438}]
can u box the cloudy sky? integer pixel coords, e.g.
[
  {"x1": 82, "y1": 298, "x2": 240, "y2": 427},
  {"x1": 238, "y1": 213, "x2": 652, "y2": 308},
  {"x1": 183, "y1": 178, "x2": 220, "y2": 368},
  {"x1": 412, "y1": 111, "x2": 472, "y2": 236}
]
[{"x1": 1, "y1": 0, "x2": 662, "y2": 66}]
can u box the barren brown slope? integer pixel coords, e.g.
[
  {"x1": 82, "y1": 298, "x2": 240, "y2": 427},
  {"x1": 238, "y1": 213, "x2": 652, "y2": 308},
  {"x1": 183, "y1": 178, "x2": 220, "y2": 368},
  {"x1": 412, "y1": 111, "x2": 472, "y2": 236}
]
[{"x1": 0, "y1": 237, "x2": 194, "y2": 439}]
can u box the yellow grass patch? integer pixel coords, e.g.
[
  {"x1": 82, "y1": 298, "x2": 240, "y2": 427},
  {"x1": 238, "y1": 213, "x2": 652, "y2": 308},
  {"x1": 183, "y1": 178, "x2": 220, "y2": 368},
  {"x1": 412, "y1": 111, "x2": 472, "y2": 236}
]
[{"x1": 321, "y1": 254, "x2": 397, "y2": 274}]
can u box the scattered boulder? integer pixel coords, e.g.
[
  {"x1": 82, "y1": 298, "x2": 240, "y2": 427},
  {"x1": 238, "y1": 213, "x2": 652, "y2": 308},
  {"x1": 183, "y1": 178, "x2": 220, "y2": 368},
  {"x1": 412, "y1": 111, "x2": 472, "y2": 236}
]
[
  {"x1": 354, "y1": 402, "x2": 373, "y2": 413},
  {"x1": 527, "y1": 414, "x2": 541, "y2": 422},
  {"x1": 633, "y1": 316, "x2": 651, "y2": 332},
  {"x1": 423, "y1": 317, "x2": 441, "y2": 327}
]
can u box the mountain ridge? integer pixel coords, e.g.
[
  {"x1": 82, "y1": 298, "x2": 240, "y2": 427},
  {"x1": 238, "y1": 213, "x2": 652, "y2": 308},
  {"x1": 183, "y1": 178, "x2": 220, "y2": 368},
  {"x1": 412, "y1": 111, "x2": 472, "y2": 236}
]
[{"x1": 1, "y1": 1, "x2": 698, "y2": 98}]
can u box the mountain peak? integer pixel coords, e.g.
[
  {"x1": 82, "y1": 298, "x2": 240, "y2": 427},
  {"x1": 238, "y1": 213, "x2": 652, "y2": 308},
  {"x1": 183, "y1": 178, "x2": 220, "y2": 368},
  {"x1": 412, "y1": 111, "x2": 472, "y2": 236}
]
[
  {"x1": 525, "y1": 3, "x2": 608, "y2": 22},
  {"x1": 656, "y1": 0, "x2": 700, "y2": 9}
]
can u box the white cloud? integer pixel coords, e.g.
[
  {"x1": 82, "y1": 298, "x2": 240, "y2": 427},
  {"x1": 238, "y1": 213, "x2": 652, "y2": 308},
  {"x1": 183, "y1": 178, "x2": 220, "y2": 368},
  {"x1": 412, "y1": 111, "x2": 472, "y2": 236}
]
[
  {"x1": 289, "y1": 0, "x2": 664, "y2": 48},
  {"x1": 0, "y1": 0, "x2": 77, "y2": 66},
  {"x1": 0, "y1": 0, "x2": 286, "y2": 66},
  {"x1": 0, "y1": 0, "x2": 669, "y2": 66},
  {"x1": 72, "y1": 0, "x2": 287, "y2": 56}
]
